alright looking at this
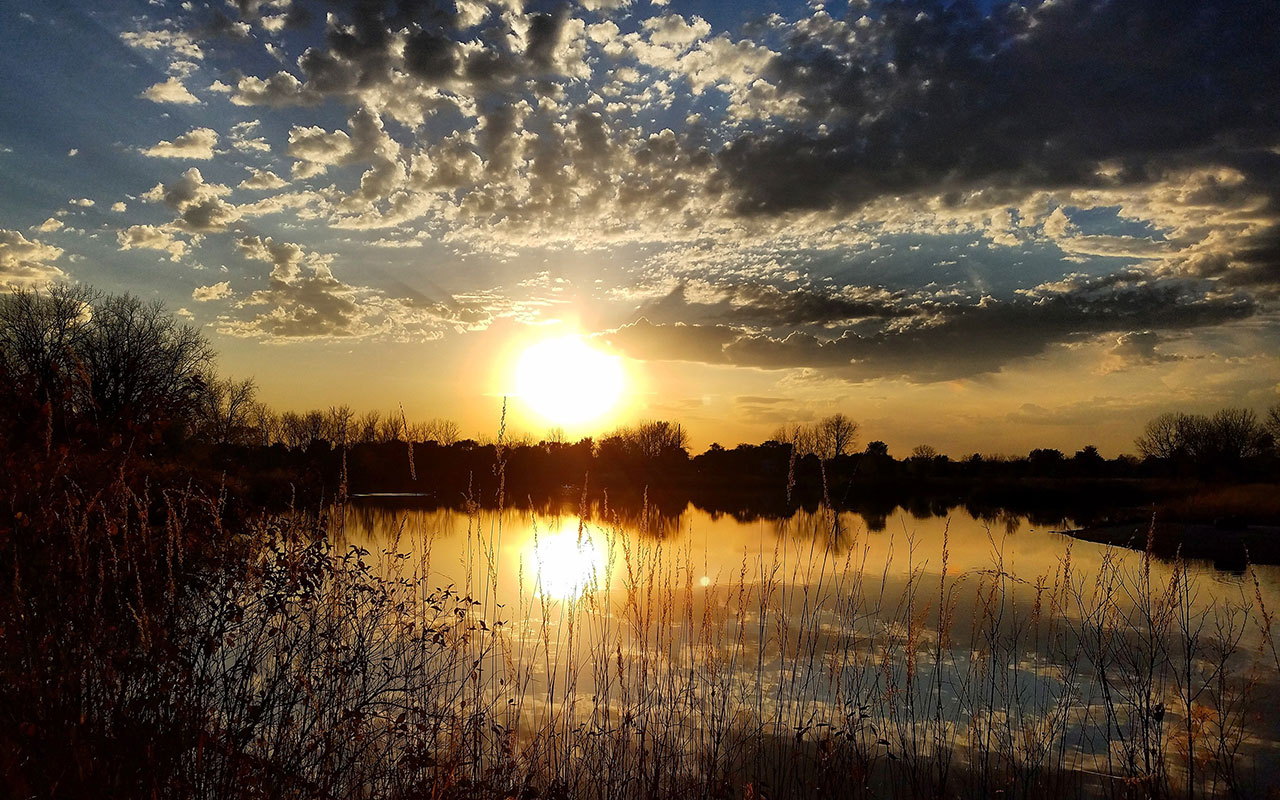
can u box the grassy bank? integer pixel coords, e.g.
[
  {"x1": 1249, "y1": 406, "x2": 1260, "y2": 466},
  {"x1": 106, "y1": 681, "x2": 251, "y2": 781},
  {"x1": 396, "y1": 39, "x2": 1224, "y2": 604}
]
[{"x1": 5, "y1": 447, "x2": 1280, "y2": 799}]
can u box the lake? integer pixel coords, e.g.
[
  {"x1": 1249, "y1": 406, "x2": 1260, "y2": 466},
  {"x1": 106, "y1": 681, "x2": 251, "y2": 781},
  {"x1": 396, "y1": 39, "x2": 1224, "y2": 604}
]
[{"x1": 337, "y1": 496, "x2": 1280, "y2": 796}]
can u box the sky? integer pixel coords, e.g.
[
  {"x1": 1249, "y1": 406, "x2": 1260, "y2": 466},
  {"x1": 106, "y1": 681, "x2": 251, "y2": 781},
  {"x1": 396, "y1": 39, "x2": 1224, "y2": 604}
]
[{"x1": 1, "y1": 0, "x2": 1278, "y2": 456}]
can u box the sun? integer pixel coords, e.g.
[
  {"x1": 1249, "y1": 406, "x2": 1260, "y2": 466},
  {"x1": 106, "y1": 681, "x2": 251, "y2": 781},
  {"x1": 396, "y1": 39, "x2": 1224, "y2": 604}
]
[{"x1": 514, "y1": 334, "x2": 625, "y2": 426}]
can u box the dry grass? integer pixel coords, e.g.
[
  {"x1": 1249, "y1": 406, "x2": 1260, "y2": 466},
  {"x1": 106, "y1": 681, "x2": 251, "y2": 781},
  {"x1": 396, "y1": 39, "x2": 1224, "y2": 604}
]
[{"x1": 4, "y1": 463, "x2": 1279, "y2": 799}]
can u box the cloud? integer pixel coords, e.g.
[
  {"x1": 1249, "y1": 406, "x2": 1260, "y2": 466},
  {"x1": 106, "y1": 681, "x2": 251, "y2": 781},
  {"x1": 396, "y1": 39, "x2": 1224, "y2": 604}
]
[
  {"x1": 238, "y1": 168, "x2": 287, "y2": 190},
  {"x1": 600, "y1": 317, "x2": 736, "y2": 364},
  {"x1": 116, "y1": 224, "x2": 188, "y2": 260},
  {"x1": 642, "y1": 14, "x2": 711, "y2": 48},
  {"x1": 1100, "y1": 330, "x2": 1184, "y2": 373},
  {"x1": 144, "y1": 167, "x2": 239, "y2": 231},
  {"x1": 218, "y1": 237, "x2": 464, "y2": 341},
  {"x1": 192, "y1": 281, "x2": 232, "y2": 301},
  {"x1": 141, "y1": 127, "x2": 219, "y2": 159},
  {"x1": 0, "y1": 230, "x2": 66, "y2": 287},
  {"x1": 286, "y1": 107, "x2": 399, "y2": 182},
  {"x1": 604, "y1": 276, "x2": 1256, "y2": 383},
  {"x1": 237, "y1": 235, "x2": 304, "y2": 281},
  {"x1": 718, "y1": 0, "x2": 1280, "y2": 221},
  {"x1": 34, "y1": 218, "x2": 63, "y2": 233},
  {"x1": 140, "y1": 76, "x2": 200, "y2": 104},
  {"x1": 231, "y1": 71, "x2": 323, "y2": 107},
  {"x1": 120, "y1": 27, "x2": 203, "y2": 60}
]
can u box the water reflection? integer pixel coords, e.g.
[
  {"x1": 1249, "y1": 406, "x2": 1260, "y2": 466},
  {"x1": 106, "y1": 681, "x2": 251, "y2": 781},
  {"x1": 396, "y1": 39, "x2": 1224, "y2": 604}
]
[
  {"x1": 333, "y1": 497, "x2": 1280, "y2": 794},
  {"x1": 526, "y1": 519, "x2": 609, "y2": 600},
  {"x1": 341, "y1": 497, "x2": 1280, "y2": 622}
]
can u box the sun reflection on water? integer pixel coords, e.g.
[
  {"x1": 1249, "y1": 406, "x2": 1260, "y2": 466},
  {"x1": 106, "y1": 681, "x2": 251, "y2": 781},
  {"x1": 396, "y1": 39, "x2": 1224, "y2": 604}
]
[{"x1": 526, "y1": 520, "x2": 608, "y2": 600}]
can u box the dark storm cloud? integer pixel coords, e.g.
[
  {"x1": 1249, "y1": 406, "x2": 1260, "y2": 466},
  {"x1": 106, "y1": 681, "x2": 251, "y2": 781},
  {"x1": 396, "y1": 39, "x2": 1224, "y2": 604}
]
[
  {"x1": 1106, "y1": 331, "x2": 1183, "y2": 370},
  {"x1": 599, "y1": 318, "x2": 736, "y2": 364},
  {"x1": 608, "y1": 279, "x2": 1255, "y2": 381},
  {"x1": 727, "y1": 284, "x2": 916, "y2": 326},
  {"x1": 721, "y1": 0, "x2": 1280, "y2": 214},
  {"x1": 636, "y1": 283, "x2": 916, "y2": 329}
]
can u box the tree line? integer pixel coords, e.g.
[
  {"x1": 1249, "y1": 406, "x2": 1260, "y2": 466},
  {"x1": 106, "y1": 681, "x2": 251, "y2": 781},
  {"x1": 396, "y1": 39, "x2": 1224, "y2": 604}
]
[{"x1": 4, "y1": 285, "x2": 1279, "y2": 482}]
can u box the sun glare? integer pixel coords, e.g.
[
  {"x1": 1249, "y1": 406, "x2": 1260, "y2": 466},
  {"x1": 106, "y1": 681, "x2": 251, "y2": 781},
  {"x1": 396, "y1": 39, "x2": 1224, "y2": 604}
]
[
  {"x1": 528, "y1": 522, "x2": 608, "y2": 600},
  {"x1": 514, "y1": 334, "x2": 625, "y2": 427}
]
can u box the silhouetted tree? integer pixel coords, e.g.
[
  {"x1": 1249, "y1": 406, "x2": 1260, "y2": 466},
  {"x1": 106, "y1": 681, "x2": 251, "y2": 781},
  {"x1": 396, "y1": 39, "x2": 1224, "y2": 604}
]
[
  {"x1": 354, "y1": 410, "x2": 381, "y2": 443},
  {"x1": 0, "y1": 285, "x2": 96, "y2": 437},
  {"x1": 1135, "y1": 407, "x2": 1267, "y2": 474},
  {"x1": 193, "y1": 375, "x2": 258, "y2": 445},
  {"x1": 1072, "y1": 445, "x2": 1105, "y2": 472},
  {"x1": 79, "y1": 293, "x2": 214, "y2": 434},
  {"x1": 910, "y1": 444, "x2": 939, "y2": 460},
  {"x1": 814, "y1": 413, "x2": 858, "y2": 459}
]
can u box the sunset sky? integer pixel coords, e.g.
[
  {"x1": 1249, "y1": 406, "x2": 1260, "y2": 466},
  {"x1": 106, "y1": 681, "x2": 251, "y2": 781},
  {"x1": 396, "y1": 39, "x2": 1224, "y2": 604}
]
[{"x1": 2, "y1": 0, "x2": 1278, "y2": 455}]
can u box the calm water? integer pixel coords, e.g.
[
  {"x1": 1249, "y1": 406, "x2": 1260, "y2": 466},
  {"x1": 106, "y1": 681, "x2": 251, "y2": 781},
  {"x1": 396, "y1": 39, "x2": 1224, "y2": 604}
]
[
  {"x1": 341, "y1": 498, "x2": 1280, "y2": 612},
  {"x1": 337, "y1": 497, "x2": 1280, "y2": 792}
]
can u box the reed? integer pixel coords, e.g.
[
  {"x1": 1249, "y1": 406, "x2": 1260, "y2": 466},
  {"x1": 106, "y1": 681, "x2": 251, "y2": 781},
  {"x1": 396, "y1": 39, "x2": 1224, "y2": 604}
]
[{"x1": 3, "y1": 456, "x2": 1276, "y2": 799}]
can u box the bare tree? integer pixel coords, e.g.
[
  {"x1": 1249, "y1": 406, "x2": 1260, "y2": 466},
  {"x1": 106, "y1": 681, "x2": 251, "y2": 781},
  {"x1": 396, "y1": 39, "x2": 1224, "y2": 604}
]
[
  {"x1": 814, "y1": 413, "x2": 859, "y2": 459},
  {"x1": 78, "y1": 293, "x2": 214, "y2": 432},
  {"x1": 326, "y1": 404, "x2": 355, "y2": 446},
  {"x1": 194, "y1": 375, "x2": 258, "y2": 445},
  {"x1": 0, "y1": 285, "x2": 97, "y2": 434},
  {"x1": 278, "y1": 411, "x2": 305, "y2": 448},
  {"x1": 301, "y1": 410, "x2": 327, "y2": 445},
  {"x1": 606, "y1": 420, "x2": 689, "y2": 459},
  {"x1": 1135, "y1": 412, "x2": 1193, "y2": 459},
  {"x1": 1137, "y1": 408, "x2": 1266, "y2": 465},
  {"x1": 910, "y1": 443, "x2": 939, "y2": 460},
  {"x1": 1207, "y1": 408, "x2": 1266, "y2": 462},
  {"x1": 378, "y1": 409, "x2": 405, "y2": 443},
  {"x1": 248, "y1": 401, "x2": 278, "y2": 446},
  {"x1": 354, "y1": 410, "x2": 381, "y2": 443},
  {"x1": 1266, "y1": 403, "x2": 1280, "y2": 452},
  {"x1": 423, "y1": 417, "x2": 460, "y2": 445},
  {"x1": 772, "y1": 422, "x2": 816, "y2": 455}
]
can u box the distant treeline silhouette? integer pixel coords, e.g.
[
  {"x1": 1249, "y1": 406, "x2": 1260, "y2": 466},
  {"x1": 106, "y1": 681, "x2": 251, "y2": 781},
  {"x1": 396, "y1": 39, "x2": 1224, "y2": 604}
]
[{"x1": 3, "y1": 285, "x2": 1280, "y2": 511}]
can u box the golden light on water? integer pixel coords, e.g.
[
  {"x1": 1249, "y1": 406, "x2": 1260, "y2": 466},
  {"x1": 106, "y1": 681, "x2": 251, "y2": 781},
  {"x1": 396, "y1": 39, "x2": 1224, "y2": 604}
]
[
  {"x1": 514, "y1": 334, "x2": 625, "y2": 427},
  {"x1": 526, "y1": 522, "x2": 608, "y2": 600}
]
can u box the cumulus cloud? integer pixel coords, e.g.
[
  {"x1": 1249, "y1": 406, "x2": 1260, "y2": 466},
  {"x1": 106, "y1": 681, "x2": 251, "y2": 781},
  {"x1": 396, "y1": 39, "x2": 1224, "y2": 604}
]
[
  {"x1": 238, "y1": 168, "x2": 287, "y2": 190},
  {"x1": 120, "y1": 27, "x2": 203, "y2": 60},
  {"x1": 144, "y1": 167, "x2": 239, "y2": 231},
  {"x1": 192, "y1": 281, "x2": 232, "y2": 301},
  {"x1": 237, "y1": 235, "x2": 304, "y2": 281},
  {"x1": 719, "y1": 0, "x2": 1280, "y2": 226},
  {"x1": 141, "y1": 127, "x2": 219, "y2": 159},
  {"x1": 0, "y1": 230, "x2": 66, "y2": 287},
  {"x1": 140, "y1": 76, "x2": 200, "y2": 104},
  {"x1": 219, "y1": 236, "x2": 468, "y2": 340},
  {"x1": 116, "y1": 224, "x2": 188, "y2": 260},
  {"x1": 1101, "y1": 331, "x2": 1184, "y2": 373},
  {"x1": 231, "y1": 71, "x2": 322, "y2": 107}
]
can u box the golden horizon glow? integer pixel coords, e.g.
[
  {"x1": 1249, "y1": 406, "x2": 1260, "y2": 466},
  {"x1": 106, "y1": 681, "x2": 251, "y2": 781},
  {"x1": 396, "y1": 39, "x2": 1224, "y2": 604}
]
[
  {"x1": 514, "y1": 334, "x2": 626, "y2": 428},
  {"x1": 527, "y1": 521, "x2": 608, "y2": 600}
]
